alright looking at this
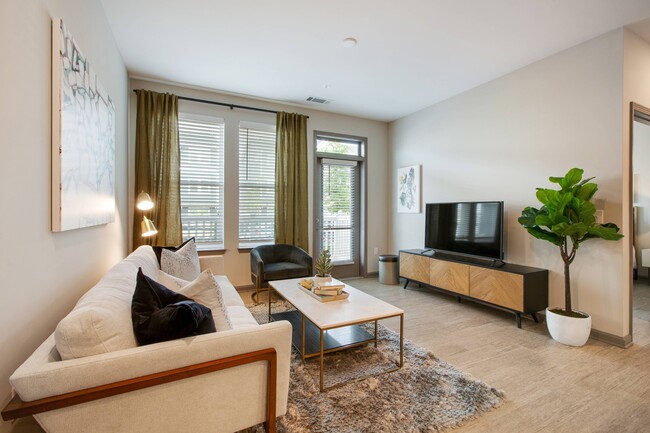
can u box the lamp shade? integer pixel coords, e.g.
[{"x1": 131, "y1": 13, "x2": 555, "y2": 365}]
[
  {"x1": 136, "y1": 192, "x2": 154, "y2": 211},
  {"x1": 141, "y1": 216, "x2": 158, "y2": 237}
]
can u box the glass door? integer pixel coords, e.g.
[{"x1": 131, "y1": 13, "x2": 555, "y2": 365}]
[{"x1": 314, "y1": 133, "x2": 365, "y2": 278}]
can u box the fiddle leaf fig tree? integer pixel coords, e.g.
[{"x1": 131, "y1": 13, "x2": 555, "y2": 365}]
[{"x1": 518, "y1": 168, "x2": 623, "y2": 317}]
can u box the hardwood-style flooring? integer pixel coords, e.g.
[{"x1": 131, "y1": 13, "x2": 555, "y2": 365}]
[{"x1": 8, "y1": 278, "x2": 650, "y2": 433}]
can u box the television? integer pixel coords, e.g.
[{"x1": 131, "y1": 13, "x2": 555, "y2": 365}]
[{"x1": 425, "y1": 201, "x2": 504, "y2": 260}]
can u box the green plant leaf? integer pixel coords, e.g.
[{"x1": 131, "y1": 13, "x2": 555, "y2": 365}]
[
  {"x1": 552, "y1": 222, "x2": 588, "y2": 238},
  {"x1": 563, "y1": 168, "x2": 584, "y2": 190},
  {"x1": 536, "y1": 189, "x2": 555, "y2": 206},
  {"x1": 535, "y1": 214, "x2": 554, "y2": 228},
  {"x1": 526, "y1": 227, "x2": 564, "y2": 246},
  {"x1": 518, "y1": 207, "x2": 540, "y2": 228},
  {"x1": 587, "y1": 224, "x2": 624, "y2": 241},
  {"x1": 549, "y1": 176, "x2": 564, "y2": 185},
  {"x1": 577, "y1": 200, "x2": 596, "y2": 225},
  {"x1": 575, "y1": 183, "x2": 598, "y2": 201},
  {"x1": 546, "y1": 191, "x2": 573, "y2": 221}
]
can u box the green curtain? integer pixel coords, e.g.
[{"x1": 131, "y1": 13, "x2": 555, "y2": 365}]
[
  {"x1": 133, "y1": 90, "x2": 182, "y2": 249},
  {"x1": 274, "y1": 112, "x2": 309, "y2": 251}
]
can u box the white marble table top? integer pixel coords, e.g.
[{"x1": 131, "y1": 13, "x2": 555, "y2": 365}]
[{"x1": 269, "y1": 278, "x2": 404, "y2": 330}]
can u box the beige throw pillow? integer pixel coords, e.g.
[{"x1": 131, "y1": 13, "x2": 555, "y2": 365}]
[{"x1": 158, "y1": 269, "x2": 232, "y2": 332}]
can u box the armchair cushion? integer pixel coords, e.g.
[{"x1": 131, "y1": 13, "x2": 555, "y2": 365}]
[{"x1": 263, "y1": 262, "x2": 311, "y2": 280}]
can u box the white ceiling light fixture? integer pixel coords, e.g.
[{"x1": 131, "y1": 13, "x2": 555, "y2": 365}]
[{"x1": 342, "y1": 37, "x2": 357, "y2": 48}]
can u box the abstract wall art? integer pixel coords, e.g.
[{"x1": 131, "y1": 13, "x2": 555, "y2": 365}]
[
  {"x1": 397, "y1": 164, "x2": 421, "y2": 213},
  {"x1": 52, "y1": 18, "x2": 115, "y2": 232}
]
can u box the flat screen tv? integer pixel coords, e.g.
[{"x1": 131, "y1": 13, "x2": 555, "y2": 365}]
[{"x1": 425, "y1": 201, "x2": 504, "y2": 260}]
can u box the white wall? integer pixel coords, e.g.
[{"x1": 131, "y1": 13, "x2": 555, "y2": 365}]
[
  {"x1": 389, "y1": 30, "x2": 629, "y2": 337},
  {"x1": 0, "y1": 0, "x2": 128, "y2": 425},
  {"x1": 633, "y1": 121, "x2": 650, "y2": 276},
  {"x1": 129, "y1": 79, "x2": 389, "y2": 287}
]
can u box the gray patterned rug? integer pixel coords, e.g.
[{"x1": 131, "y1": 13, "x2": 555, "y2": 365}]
[{"x1": 244, "y1": 301, "x2": 505, "y2": 433}]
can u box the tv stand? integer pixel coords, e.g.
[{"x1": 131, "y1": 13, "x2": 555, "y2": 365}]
[{"x1": 399, "y1": 249, "x2": 548, "y2": 328}]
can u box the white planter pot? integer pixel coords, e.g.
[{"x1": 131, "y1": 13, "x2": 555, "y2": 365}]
[
  {"x1": 313, "y1": 275, "x2": 332, "y2": 286},
  {"x1": 546, "y1": 307, "x2": 592, "y2": 347}
]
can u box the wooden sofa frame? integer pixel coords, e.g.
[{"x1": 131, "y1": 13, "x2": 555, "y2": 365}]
[{"x1": 1, "y1": 348, "x2": 278, "y2": 433}]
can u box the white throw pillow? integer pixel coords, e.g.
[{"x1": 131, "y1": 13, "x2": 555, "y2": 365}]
[
  {"x1": 176, "y1": 270, "x2": 232, "y2": 332},
  {"x1": 158, "y1": 270, "x2": 189, "y2": 290},
  {"x1": 160, "y1": 239, "x2": 200, "y2": 281}
]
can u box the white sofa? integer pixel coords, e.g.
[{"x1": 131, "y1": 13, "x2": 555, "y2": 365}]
[{"x1": 2, "y1": 246, "x2": 292, "y2": 433}]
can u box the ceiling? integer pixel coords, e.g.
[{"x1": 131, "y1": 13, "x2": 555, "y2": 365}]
[{"x1": 100, "y1": 0, "x2": 650, "y2": 122}]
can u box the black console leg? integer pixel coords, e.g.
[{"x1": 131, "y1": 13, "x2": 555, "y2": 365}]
[
  {"x1": 403, "y1": 279, "x2": 409, "y2": 289},
  {"x1": 515, "y1": 312, "x2": 522, "y2": 329},
  {"x1": 531, "y1": 312, "x2": 539, "y2": 323},
  {"x1": 457, "y1": 296, "x2": 462, "y2": 303}
]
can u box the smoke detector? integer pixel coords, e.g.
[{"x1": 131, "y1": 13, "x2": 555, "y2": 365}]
[{"x1": 306, "y1": 96, "x2": 331, "y2": 104}]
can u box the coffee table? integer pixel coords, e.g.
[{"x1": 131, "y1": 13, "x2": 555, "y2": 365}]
[{"x1": 268, "y1": 278, "x2": 404, "y2": 392}]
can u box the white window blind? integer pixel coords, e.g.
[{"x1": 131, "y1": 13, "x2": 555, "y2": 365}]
[
  {"x1": 238, "y1": 122, "x2": 276, "y2": 247},
  {"x1": 178, "y1": 113, "x2": 225, "y2": 247},
  {"x1": 320, "y1": 159, "x2": 357, "y2": 263}
]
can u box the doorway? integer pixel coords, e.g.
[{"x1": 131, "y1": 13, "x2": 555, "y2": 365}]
[
  {"x1": 631, "y1": 103, "x2": 650, "y2": 340},
  {"x1": 314, "y1": 132, "x2": 366, "y2": 278}
]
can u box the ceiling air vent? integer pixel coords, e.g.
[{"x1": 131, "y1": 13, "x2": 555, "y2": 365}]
[{"x1": 306, "y1": 96, "x2": 331, "y2": 104}]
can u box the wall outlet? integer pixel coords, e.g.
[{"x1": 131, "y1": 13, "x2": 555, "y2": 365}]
[
  {"x1": 595, "y1": 209, "x2": 604, "y2": 224},
  {"x1": 374, "y1": 247, "x2": 379, "y2": 255}
]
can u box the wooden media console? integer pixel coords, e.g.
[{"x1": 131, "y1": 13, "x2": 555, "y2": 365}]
[{"x1": 399, "y1": 249, "x2": 548, "y2": 328}]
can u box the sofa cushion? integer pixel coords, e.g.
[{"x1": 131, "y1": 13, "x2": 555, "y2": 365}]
[
  {"x1": 55, "y1": 246, "x2": 160, "y2": 360},
  {"x1": 152, "y1": 237, "x2": 194, "y2": 265},
  {"x1": 161, "y1": 239, "x2": 200, "y2": 281},
  {"x1": 227, "y1": 306, "x2": 260, "y2": 328},
  {"x1": 263, "y1": 262, "x2": 310, "y2": 281},
  {"x1": 132, "y1": 268, "x2": 216, "y2": 346},
  {"x1": 214, "y1": 275, "x2": 245, "y2": 308}
]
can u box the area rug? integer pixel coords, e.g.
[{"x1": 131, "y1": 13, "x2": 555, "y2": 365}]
[{"x1": 244, "y1": 301, "x2": 505, "y2": 433}]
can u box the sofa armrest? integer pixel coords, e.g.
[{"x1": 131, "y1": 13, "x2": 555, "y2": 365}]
[
  {"x1": 9, "y1": 321, "x2": 292, "y2": 403},
  {"x1": 3, "y1": 348, "x2": 278, "y2": 426}
]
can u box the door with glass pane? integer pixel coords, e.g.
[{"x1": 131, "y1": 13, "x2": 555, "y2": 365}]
[{"x1": 316, "y1": 158, "x2": 361, "y2": 278}]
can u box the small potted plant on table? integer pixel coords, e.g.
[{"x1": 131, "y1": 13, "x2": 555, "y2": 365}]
[
  {"x1": 314, "y1": 249, "x2": 334, "y2": 285},
  {"x1": 518, "y1": 168, "x2": 623, "y2": 346}
]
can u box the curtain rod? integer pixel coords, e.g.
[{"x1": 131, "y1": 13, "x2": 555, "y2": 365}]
[{"x1": 132, "y1": 89, "x2": 308, "y2": 118}]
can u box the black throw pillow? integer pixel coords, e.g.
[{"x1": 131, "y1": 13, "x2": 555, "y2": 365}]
[
  {"x1": 131, "y1": 268, "x2": 216, "y2": 346},
  {"x1": 151, "y1": 237, "x2": 195, "y2": 266}
]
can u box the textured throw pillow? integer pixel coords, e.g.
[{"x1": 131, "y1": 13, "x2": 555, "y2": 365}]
[
  {"x1": 160, "y1": 238, "x2": 200, "y2": 280},
  {"x1": 132, "y1": 268, "x2": 216, "y2": 346},
  {"x1": 152, "y1": 237, "x2": 195, "y2": 266},
  {"x1": 158, "y1": 270, "x2": 190, "y2": 290},
  {"x1": 177, "y1": 270, "x2": 232, "y2": 332}
]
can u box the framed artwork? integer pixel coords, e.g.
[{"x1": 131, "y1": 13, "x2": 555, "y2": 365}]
[
  {"x1": 52, "y1": 18, "x2": 115, "y2": 232},
  {"x1": 397, "y1": 165, "x2": 421, "y2": 213}
]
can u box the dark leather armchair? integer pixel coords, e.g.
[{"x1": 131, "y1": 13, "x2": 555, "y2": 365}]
[{"x1": 250, "y1": 244, "x2": 313, "y2": 302}]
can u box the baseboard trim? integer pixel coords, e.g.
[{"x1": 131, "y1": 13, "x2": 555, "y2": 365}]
[
  {"x1": 590, "y1": 329, "x2": 633, "y2": 348},
  {"x1": 235, "y1": 284, "x2": 254, "y2": 291},
  {"x1": 366, "y1": 272, "x2": 378, "y2": 278}
]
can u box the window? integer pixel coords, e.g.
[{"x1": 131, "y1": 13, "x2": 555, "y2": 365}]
[
  {"x1": 316, "y1": 136, "x2": 364, "y2": 157},
  {"x1": 178, "y1": 113, "x2": 225, "y2": 248},
  {"x1": 238, "y1": 121, "x2": 276, "y2": 247}
]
